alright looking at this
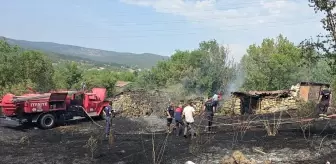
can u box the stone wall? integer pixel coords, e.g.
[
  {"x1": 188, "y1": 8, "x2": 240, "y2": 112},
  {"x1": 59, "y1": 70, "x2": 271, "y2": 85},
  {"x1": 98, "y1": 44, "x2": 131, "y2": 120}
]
[
  {"x1": 111, "y1": 90, "x2": 206, "y2": 117},
  {"x1": 111, "y1": 90, "x2": 302, "y2": 117},
  {"x1": 220, "y1": 97, "x2": 241, "y2": 116},
  {"x1": 112, "y1": 90, "x2": 169, "y2": 117},
  {"x1": 256, "y1": 97, "x2": 299, "y2": 114},
  {"x1": 220, "y1": 96, "x2": 300, "y2": 115}
]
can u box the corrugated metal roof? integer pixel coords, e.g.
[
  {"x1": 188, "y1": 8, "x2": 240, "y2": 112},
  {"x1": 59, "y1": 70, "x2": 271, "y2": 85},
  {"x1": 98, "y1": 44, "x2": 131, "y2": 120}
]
[
  {"x1": 299, "y1": 81, "x2": 330, "y2": 87},
  {"x1": 232, "y1": 89, "x2": 291, "y2": 97}
]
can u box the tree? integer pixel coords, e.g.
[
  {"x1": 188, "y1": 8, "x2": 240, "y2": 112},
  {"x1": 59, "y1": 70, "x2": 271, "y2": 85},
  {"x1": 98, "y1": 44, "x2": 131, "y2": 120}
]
[
  {"x1": 135, "y1": 39, "x2": 237, "y2": 96},
  {"x1": 64, "y1": 62, "x2": 83, "y2": 89},
  {"x1": 0, "y1": 40, "x2": 22, "y2": 87},
  {"x1": 0, "y1": 51, "x2": 21, "y2": 87},
  {"x1": 18, "y1": 50, "x2": 55, "y2": 92},
  {"x1": 307, "y1": 0, "x2": 336, "y2": 74},
  {"x1": 310, "y1": 59, "x2": 332, "y2": 83},
  {"x1": 0, "y1": 40, "x2": 54, "y2": 93},
  {"x1": 0, "y1": 40, "x2": 19, "y2": 53},
  {"x1": 134, "y1": 70, "x2": 158, "y2": 89},
  {"x1": 241, "y1": 34, "x2": 302, "y2": 90},
  {"x1": 115, "y1": 71, "x2": 136, "y2": 82},
  {"x1": 83, "y1": 70, "x2": 117, "y2": 97},
  {"x1": 52, "y1": 67, "x2": 68, "y2": 89},
  {"x1": 298, "y1": 38, "x2": 332, "y2": 83},
  {"x1": 306, "y1": 0, "x2": 336, "y2": 103},
  {"x1": 298, "y1": 38, "x2": 320, "y2": 81},
  {"x1": 192, "y1": 40, "x2": 236, "y2": 95}
]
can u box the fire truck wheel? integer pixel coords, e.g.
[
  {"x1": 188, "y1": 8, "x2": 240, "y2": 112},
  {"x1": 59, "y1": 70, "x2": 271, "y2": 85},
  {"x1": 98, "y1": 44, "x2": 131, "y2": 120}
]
[{"x1": 39, "y1": 113, "x2": 56, "y2": 129}]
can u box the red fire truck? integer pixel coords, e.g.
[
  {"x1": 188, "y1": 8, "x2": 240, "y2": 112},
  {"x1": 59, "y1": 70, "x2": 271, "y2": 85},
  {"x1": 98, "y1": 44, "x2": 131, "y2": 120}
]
[{"x1": 0, "y1": 88, "x2": 110, "y2": 129}]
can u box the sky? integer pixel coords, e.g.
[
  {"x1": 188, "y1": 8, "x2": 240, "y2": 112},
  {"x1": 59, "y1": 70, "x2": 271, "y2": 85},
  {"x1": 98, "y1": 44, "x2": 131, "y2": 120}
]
[{"x1": 0, "y1": 0, "x2": 326, "y2": 61}]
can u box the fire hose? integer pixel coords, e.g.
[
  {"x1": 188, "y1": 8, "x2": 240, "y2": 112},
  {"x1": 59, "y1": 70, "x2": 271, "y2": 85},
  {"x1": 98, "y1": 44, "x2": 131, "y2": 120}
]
[
  {"x1": 75, "y1": 105, "x2": 103, "y2": 128},
  {"x1": 74, "y1": 105, "x2": 170, "y2": 135},
  {"x1": 74, "y1": 105, "x2": 151, "y2": 135}
]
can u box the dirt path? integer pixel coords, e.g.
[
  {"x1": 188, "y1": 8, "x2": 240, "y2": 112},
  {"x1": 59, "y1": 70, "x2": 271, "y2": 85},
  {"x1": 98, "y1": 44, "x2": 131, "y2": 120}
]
[{"x1": 0, "y1": 117, "x2": 335, "y2": 164}]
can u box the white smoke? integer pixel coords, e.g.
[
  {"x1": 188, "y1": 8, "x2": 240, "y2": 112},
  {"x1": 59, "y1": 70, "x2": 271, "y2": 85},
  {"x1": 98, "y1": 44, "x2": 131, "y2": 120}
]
[{"x1": 223, "y1": 64, "x2": 245, "y2": 100}]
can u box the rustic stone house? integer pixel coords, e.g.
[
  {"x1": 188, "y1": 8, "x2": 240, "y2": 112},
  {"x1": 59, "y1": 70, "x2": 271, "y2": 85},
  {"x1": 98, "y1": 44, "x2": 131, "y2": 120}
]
[
  {"x1": 221, "y1": 81, "x2": 331, "y2": 116},
  {"x1": 221, "y1": 90, "x2": 298, "y2": 115}
]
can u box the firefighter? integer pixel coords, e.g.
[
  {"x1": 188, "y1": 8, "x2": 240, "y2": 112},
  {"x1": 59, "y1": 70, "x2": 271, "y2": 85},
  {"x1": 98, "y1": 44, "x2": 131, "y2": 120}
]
[
  {"x1": 183, "y1": 101, "x2": 196, "y2": 139},
  {"x1": 81, "y1": 82, "x2": 86, "y2": 91},
  {"x1": 317, "y1": 88, "x2": 332, "y2": 117},
  {"x1": 203, "y1": 96, "x2": 215, "y2": 132},
  {"x1": 212, "y1": 92, "x2": 221, "y2": 112},
  {"x1": 104, "y1": 103, "x2": 113, "y2": 137},
  {"x1": 166, "y1": 102, "x2": 175, "y2": 133},
  {"x1": 174, "y1": 104, "x2": 184, "y2": 136}
]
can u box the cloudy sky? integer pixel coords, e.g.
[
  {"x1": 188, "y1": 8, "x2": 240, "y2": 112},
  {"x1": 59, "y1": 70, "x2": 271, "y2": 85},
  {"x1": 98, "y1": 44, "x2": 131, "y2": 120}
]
[{"x1": 0, "y1": 0, "x2": 325, "y2": 61}]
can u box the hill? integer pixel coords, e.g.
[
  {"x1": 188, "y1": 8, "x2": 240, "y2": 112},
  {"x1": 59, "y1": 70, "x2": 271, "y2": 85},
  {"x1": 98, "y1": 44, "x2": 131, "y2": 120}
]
[
  {"x1": 48, "y1": 51, "x2": 126, "y2": 70},
  {"x1": 1, "y1": 36, "x2": 169, "y2": 68}
]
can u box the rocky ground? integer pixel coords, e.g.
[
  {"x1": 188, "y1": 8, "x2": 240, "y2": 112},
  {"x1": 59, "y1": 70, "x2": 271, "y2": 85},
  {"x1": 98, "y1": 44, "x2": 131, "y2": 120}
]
[{"x1": 0, "y1": 115, "x2": 335, "y2": 164}]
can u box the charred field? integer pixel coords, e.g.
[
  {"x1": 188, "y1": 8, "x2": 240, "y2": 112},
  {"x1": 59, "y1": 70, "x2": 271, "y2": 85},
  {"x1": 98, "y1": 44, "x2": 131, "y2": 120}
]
[{"x1": 0, "y1": 116, "x2": 336, "y2": 164}]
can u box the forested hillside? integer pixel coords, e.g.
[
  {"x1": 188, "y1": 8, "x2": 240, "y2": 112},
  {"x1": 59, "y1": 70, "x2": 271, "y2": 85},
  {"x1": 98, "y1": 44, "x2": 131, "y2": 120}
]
[{"x1": 1, "y1": 37, "x2": 169, "y2": 69}]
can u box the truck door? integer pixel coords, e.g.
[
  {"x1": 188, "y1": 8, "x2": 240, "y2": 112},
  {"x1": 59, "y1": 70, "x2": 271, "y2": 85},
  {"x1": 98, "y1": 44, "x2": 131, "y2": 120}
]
[{"x1": 87, "y1": 95, "x2": 99, "y2": 113}]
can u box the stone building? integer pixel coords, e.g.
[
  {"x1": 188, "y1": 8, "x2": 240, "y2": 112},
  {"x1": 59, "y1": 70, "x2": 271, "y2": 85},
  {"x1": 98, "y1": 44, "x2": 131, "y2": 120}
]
[
  {"x1": 220, "y1": 81, "x2": 331, "y2": 116},
  {"x1": 221, "y1": 90, "x2": 298, "y2": 115}
]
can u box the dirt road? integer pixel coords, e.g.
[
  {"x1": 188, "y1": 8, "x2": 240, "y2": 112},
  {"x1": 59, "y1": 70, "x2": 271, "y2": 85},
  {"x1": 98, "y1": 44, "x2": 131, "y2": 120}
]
[{"x1": 0, "y1": 117, "x2": 335, "y2": 164}]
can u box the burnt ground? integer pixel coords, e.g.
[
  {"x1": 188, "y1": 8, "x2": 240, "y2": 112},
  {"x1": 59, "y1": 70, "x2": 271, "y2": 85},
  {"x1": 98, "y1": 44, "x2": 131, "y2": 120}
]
[{"x1": 0, "y1": 116, "x2": 335, "y2": 164}]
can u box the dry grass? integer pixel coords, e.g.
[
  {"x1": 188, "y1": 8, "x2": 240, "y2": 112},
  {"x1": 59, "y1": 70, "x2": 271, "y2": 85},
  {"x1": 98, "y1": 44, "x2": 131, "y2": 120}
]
[
  {"x1": 56, "y1": 125, "x2": 81, "y2": 133},
  {"x1": 295, "y1": 100, "x2": 317, "y2": 118},
  {"x1": 19, "y1": 136, "x2": 30, "y2": 147},
  {"x1": 221, "y1": 150, "x2": 272, "y2": 164},
  {"x1": 221, "y1": 151, "x2": 256, "y2": 164},
  {"x1": 150, "y1": 132, "x2": 169, "y2": 164},
  {"x1": 108, "y1": 131, "x2": 115, "y2": 146},
  {"x1": 287, "y1": 100, "x2": 317, "y2": 140},
  {"x1": 262, "y1": 111, "x2": 283, "y2": 136},
  {"x1": 263, "y1": 120, "x2": 278, "y2": 136},
  {"x1": 83, "y1": 135, "x2": 98, "y2": 159},
  {"x1": 231, "y1": 115, "x2": 259, "y2": 145}
]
